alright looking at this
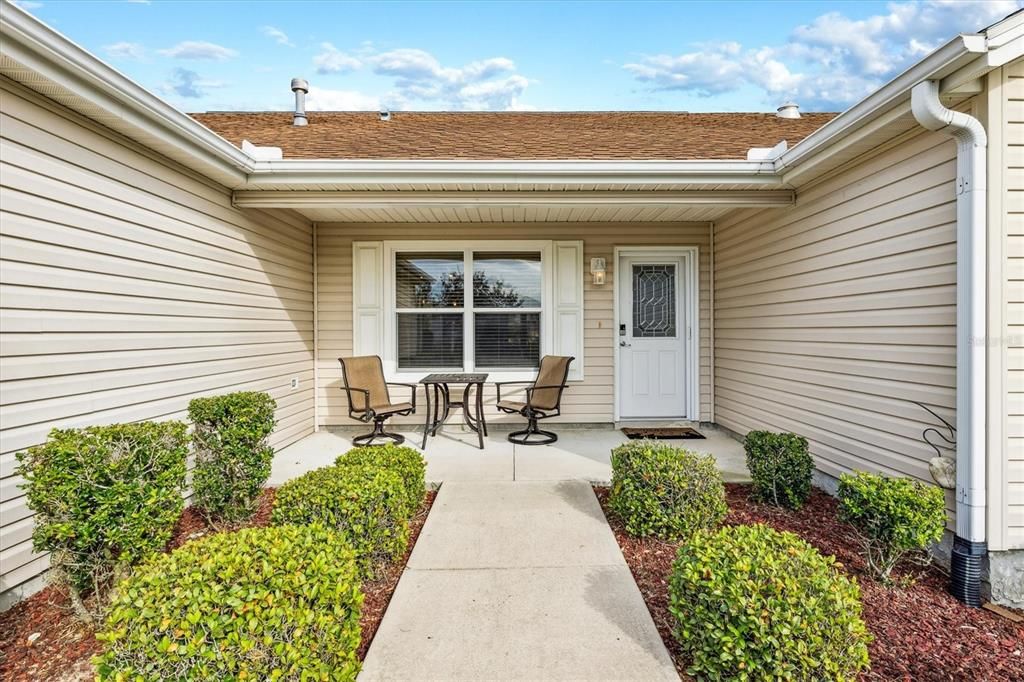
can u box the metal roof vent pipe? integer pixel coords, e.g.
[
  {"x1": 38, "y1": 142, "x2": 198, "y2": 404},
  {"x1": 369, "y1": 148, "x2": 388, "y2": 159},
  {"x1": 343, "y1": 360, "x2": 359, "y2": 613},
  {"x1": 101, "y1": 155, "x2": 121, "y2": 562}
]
[
  {"x1": 291, "y1": 77, "x2": 309, "y2": 126},
  {"x1": 776, "y1": 102, "x2": 800, "y2": 119},
  {"x1": 379, "y1": 109, "x2": 391, "y2": 122}
]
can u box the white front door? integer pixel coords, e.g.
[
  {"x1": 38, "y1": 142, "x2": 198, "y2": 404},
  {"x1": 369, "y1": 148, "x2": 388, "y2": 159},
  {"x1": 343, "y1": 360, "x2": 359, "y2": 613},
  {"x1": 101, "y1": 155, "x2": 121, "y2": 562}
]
[{"x1": 617, "y1": 254, "x2": 689, "y2": 419}]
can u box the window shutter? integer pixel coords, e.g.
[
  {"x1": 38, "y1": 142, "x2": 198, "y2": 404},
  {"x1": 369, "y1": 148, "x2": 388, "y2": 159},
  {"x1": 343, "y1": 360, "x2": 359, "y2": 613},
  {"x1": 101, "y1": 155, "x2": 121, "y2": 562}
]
[
  {"x1": 552, "y1": 240, "x2": 584, "y2": 381},
  {"x1": 352, "y1": 242, "x2": 384, "y2": 357}
]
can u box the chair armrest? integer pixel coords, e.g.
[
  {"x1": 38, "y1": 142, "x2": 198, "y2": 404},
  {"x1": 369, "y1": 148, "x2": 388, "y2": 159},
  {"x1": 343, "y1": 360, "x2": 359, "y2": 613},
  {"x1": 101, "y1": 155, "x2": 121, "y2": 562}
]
[
  {"x1": 524, "y1": 384, "x2": 570, "y2": 410},
  {"x1": 339, "y1": 386, "x2": 371, "y2": 413},
  {"x1": 494, "y1": 380, "x2": 534, "y2": 402},
  {"x1": 386, "y1": 382, "x2": 418, "y2": 410}
]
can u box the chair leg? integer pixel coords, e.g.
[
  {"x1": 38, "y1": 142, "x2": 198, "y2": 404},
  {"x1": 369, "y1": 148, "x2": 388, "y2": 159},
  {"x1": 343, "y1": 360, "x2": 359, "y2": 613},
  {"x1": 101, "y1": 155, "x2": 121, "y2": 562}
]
[
  {"x1": 353, "y1": 418, "x2": 405, "y2": 446},
  {"x1": 507, "y1": 415, "x2": 558, "y2": 446}
]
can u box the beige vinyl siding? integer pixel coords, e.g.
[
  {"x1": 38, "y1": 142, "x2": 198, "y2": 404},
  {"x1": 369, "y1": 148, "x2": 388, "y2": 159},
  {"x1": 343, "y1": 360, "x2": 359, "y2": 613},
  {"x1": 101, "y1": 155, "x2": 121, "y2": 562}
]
[
  {"x1": 713, "y1": 125, "x2": 960, "y2": 497},
  {"x1": 0, "y1": 79, "x2": 315, "y2": 598},
  {"x1": 996, "y1": 58, "x2": 1024, "y2": 548},
  {"x1": 316, "y1": 222, "x2": 712, "y2": 426}
]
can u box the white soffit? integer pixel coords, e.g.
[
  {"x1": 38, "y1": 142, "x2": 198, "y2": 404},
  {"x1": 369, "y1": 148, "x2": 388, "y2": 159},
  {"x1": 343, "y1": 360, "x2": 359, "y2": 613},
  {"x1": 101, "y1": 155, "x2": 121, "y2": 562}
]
[
  {"x1": 232, "y1": 189, "x2": 795, "y2": 208},
  {"x1": 293, "y1": 204, "x2": 741, "y2": 224}
]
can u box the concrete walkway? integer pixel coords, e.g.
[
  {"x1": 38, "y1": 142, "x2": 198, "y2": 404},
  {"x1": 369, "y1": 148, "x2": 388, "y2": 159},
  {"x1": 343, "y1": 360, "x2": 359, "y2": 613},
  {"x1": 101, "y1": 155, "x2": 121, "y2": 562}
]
[{"x1": 359, "y1": 480, "x2": 679, "y2": 681}]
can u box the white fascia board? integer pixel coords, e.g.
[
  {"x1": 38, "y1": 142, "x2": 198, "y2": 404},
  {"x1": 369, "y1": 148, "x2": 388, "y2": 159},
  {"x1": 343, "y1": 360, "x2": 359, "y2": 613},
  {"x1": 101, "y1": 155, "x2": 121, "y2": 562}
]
[
  {"x1": 0, "y1": 1, "x2": 253, "y2": 182},
  {"x1": 775, "y1": 34, "x2": 989, "y2": 184},
  {"x1": 240, "y1": 158, "x2": 780, "y2": 189},
  {"x1": 232, "y1": 189, "x2": 795, "y2": 208}
]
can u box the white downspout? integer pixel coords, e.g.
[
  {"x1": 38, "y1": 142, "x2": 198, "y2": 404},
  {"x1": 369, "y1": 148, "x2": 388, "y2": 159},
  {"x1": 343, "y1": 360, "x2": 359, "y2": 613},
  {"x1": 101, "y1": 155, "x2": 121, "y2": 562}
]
[
  {"x1": 911, "y1": 79, "x2": 987, "y2": 605},
  {"x1": 312, "y1": 222, "x2": 320, "y2": 433},
  {"x1": 708, "y1": 221, "x2": 716, "y2": 424}
]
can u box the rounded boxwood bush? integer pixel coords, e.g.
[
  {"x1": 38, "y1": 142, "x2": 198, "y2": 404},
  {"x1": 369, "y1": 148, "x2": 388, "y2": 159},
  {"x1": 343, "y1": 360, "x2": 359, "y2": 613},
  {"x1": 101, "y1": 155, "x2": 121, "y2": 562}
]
[
  {"x1": 335, "y1": 444, "x2": 426, "y2": 519},
  {"x1": 744, "y1": 430, "x2": 814, "y2": 509},
  {"x1": 94, "y1": 524, "x2": 363, "y2": 681},
  {"x1": 669, "y1": 524, "x2": 870, "y2": 681},
  {"x1": 188, "y1": 391, "x2": 277, "y2": 525},
  {"x1": 16, "y1": 421, "x2": 189, "y2": 622},
  {"x1": 838, "y1": 471, "x2": 947, "y2": 583},
  {"x1": 271, "y1": 464, "x2": 409, "y2": 578},
  {"x1": 609, "y1": 441, "x2": 727, "y2": 541}
]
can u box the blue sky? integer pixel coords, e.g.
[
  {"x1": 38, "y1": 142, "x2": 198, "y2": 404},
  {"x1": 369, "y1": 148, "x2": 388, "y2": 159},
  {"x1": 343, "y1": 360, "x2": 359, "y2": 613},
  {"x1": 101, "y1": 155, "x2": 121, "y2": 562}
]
[{"x1": 10, "y1": 0, "x2": 1021, "y2": 113}]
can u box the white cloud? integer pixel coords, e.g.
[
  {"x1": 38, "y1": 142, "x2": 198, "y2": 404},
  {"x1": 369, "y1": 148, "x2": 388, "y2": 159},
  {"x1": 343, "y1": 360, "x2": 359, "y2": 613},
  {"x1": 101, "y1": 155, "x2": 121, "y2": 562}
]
[
  {"x1": 371, "y1": 49, "x2": 515, "y2": 87},
  {"x1": 158, "y1": 41, "x2": 238, "y2": 61},
  {"x1": 163, "y1": 68, "x2": 225, "y2": 98},
  {"x1": 623, "y1": 0, "x2": 1019, "y2": 109},
  {"x1": 624, "y1": 42, "x2": 745, "y2": 97},
  {"x1": 103, "y1": 42, "x2": 145, "y2": 60},
  {"x1": 261, "y1": 26, "x2": 293, "y2": 47},
  {"x1": 305, "y1": 87, "x2": 382, "y2": 111},
  {"x1": 306, "y1": 43, "x2": 532, "y2": 109},
  {"x1": 368, "y1": 48, "x2": 527, "y2": 110},
  {"x1": 453, "y1": 74, "x2": 530, "y2": 110},
  {"x1": 313, "y1": 43, "x2": 362, "y2": 74}
]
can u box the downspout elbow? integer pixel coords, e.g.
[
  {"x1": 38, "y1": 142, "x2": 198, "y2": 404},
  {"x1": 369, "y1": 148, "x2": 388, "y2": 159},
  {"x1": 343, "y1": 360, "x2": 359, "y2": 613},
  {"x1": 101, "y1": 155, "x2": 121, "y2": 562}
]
[{"x1": 911, "y1": 80, "x2": 987, "y2": 146}]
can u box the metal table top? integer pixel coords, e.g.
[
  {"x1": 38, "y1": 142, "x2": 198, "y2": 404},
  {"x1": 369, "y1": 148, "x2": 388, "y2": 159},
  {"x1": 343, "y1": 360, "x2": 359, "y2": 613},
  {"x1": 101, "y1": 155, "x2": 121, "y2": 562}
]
[{"x1": 419, "y1": 372, "x2": 489, "y2": 384}]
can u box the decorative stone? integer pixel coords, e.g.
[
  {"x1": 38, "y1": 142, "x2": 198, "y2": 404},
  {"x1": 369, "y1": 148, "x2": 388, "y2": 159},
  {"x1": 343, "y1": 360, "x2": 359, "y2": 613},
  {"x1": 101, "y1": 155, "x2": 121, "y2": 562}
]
[{"x1": 929, "y1": 456, "x2": 956, "y2": 489}]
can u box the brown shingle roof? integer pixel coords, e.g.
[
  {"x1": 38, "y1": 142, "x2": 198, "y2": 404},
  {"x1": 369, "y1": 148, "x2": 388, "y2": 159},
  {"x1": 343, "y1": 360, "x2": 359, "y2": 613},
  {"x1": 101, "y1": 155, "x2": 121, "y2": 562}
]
[{"x1": 189, "y1": 111, "x2": 838, "y2": 160}]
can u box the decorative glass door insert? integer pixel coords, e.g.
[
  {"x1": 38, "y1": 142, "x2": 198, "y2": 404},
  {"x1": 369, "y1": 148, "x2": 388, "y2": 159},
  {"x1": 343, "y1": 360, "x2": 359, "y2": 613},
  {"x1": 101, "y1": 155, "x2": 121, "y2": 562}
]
[{"x1": 631, "y1": 264, "x2": 677, "y2": 338}]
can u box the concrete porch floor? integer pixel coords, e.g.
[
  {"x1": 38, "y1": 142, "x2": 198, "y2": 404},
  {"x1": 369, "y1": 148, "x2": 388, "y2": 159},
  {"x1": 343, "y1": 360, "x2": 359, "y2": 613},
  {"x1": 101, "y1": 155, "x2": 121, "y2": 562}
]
[{"x1": 270, "y1": 423, "x2": 749, "y2": 487}]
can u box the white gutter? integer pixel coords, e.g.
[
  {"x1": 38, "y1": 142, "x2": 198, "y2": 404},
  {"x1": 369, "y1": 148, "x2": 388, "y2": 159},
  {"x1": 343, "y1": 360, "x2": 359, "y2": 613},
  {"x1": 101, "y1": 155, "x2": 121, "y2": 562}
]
[{"x1": 911, "y1": 79, "x2": 987, "y2": 605}]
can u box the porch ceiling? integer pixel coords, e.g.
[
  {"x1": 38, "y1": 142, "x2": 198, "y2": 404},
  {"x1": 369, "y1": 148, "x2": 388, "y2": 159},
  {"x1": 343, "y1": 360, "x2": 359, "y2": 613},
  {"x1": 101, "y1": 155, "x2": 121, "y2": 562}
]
[
  {"x1": 233, "y1": 188, "x2": 794, "y2": 223},
  {"x1": 284, "y1": 203, "x2": 741, "y2": 223}
]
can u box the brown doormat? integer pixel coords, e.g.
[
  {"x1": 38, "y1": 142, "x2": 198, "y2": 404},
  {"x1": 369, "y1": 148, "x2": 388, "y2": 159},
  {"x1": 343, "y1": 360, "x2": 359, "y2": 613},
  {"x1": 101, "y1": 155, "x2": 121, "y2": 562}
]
[{"x1": 621, "y1": 427, "x2": 705, "y2": 440}]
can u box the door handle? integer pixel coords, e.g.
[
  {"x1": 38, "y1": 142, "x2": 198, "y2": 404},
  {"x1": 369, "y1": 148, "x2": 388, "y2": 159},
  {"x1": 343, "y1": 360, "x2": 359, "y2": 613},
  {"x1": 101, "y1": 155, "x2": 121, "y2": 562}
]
[{"x1": 619, "y1": 341, "x2": 631, "y2": 347}]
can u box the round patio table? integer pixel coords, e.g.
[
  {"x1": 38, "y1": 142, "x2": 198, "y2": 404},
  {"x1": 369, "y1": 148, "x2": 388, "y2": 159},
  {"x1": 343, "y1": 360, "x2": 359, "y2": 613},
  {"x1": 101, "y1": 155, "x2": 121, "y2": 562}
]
[{"x1": 419, "y1": 373, "x2": 489, "y2": 450}]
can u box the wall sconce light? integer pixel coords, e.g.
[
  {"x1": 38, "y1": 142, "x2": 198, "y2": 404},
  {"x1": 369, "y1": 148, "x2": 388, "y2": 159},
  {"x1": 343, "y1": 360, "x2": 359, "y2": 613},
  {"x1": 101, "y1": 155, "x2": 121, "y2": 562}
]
[{"x1": 590, "y1": 257, "x2": 607, "y2": 286}]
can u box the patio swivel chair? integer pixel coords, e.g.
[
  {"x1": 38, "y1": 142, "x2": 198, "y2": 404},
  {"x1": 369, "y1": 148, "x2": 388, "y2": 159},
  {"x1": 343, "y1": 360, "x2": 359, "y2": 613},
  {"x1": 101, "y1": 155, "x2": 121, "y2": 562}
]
[
  {"x1": 495, "y1": 355, "x2": 574, "y2": 445},
  {"x1": 338, "y1": 355, "x2": 417, "y2": 446}
]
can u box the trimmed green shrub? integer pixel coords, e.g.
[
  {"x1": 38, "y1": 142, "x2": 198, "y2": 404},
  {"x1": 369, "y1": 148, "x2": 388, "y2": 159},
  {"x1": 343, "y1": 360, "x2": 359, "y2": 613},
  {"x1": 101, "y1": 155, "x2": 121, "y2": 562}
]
[
  {"x1": 271, "y1": 464, "x2": 409, "y2": 578},
  {"x1": 669, "y1": 524, "x2": 871, "y2": 681},
  {"x1": 335, "y1": 444, "x2": 426, "y2": 518},
  {"x1": 838, "y1": 471, "x2": 947, "y2": 583},
  {"x1": 609, "y1": 441, "x2": 727, "y2": 542},
  {"x1": 188, "y1": 391, "x2": 276, "y2": 525},
  {"x1": 744, "y1": 430, "x2": 814, "y2": 509},
  {"x1": 15, "y1": 422, "x2": 188, "y2": 623},
  {"x1": 94, "y1": 524, "x2": 362, "y2": 681}
]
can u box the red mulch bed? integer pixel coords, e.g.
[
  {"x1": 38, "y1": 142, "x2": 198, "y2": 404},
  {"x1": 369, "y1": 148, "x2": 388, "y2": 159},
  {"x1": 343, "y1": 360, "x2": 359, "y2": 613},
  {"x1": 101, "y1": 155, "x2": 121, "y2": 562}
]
[
  {"x1": 358, "y1": 489, "x2": 436, "y2": 659},
  {"x1": 595, "y1": 484, "x2": 1024, "y2": 681},
  {"x1": 0, "y1": 488, "x2": 436, "y2": 681}
]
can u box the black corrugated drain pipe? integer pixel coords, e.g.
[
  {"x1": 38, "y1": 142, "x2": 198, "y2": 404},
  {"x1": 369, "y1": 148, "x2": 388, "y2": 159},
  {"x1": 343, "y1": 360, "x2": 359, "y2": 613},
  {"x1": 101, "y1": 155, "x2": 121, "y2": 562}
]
[{"x1": 951, "y1": 538, "x2": 985, "y2": 607}]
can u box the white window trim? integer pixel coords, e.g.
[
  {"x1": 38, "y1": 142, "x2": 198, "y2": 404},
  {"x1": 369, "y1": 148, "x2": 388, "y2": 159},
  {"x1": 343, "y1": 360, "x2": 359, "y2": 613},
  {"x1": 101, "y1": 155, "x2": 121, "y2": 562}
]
[{"x1": 382, "y1": 240, "x2": 555, "y2": 382}]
